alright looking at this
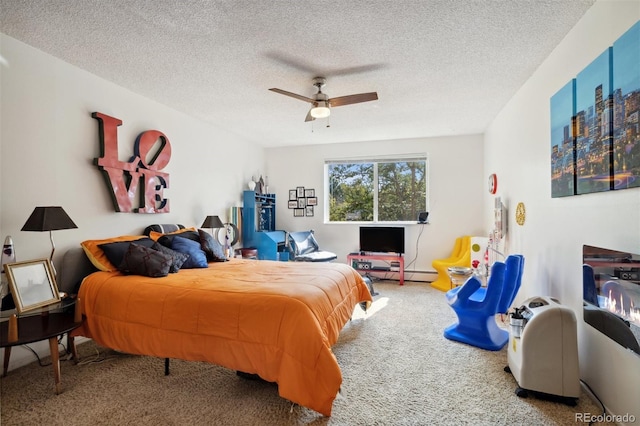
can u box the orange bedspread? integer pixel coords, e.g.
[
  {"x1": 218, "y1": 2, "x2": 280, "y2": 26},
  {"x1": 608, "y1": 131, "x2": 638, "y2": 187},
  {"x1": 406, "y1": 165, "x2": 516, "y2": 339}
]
[{"x1": 74, "y1": 258, "x2": 371, "y2": 416}]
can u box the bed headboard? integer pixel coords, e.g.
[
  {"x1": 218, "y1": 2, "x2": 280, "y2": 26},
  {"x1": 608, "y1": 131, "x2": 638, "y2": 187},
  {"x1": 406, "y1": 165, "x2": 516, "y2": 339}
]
[
  {"x1": 58, "y1": 224, "x2": 186, "y2": 295},
  {"x1": 58, "y1": 248, "x2": 98, "y2": 295},
  {"x1": 142, "y1": 224, "x2": 185, "y2": 236}
]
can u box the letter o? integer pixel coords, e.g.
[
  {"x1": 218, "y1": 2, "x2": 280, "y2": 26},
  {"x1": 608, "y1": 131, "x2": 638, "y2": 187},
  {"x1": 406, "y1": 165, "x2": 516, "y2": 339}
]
[{"x1": 135, "y1": 130, "x2": 172, "y2": 171}]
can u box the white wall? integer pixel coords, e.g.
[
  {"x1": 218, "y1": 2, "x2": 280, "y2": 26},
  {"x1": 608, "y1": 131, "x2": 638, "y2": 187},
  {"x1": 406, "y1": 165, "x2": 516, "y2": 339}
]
[
  {"x1": 484, "y1": 0, "x2": 640, "y2": 421},
  {"x1": 0, "y1": 34, "x2": 264, "y2": 369},
  {"x1": 265, "y1": 134, "x2": 485, "y2": 279}
]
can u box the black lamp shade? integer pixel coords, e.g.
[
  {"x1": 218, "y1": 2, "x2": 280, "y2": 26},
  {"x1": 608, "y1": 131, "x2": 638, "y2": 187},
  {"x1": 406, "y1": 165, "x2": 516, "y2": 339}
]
[
  {"x1": 21, "y1": 206, "x2": 78, "y2": 231},
  {"x1": 201, "y1": 215, "x2": 224, "y2": 229}
]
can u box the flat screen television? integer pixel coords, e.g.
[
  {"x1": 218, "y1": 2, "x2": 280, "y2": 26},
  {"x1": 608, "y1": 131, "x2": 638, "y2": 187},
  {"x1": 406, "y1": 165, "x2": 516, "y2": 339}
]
[{"x1": 359, "y1": 226, "x2": 405, "y2": 254}]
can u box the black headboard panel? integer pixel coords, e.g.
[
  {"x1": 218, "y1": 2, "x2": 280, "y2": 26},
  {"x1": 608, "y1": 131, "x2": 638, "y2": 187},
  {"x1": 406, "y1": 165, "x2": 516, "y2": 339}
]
[
  {"x1": 58, "y1": 248, "x2": 98, "y2": 295},
  {"x1": 142, "y1": 224, "x2": 185, "y2": 236}
]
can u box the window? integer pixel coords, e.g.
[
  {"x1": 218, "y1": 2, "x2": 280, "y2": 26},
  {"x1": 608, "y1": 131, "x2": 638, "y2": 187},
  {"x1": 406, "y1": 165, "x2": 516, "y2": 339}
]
[{"x1": 326, "y1": 156, "x2": 427, "y2": 222}]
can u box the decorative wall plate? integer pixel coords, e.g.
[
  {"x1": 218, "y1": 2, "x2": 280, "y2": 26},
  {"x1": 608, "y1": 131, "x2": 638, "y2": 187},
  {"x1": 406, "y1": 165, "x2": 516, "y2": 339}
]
[{"x1": 515, "y1": 202, "x2": 526, "y2": 226}]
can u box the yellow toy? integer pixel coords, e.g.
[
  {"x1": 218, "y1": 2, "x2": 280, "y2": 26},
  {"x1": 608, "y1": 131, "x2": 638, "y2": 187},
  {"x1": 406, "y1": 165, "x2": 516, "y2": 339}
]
[{"x1": 431, "y1": 236, "x2": 471, "y2": 291}]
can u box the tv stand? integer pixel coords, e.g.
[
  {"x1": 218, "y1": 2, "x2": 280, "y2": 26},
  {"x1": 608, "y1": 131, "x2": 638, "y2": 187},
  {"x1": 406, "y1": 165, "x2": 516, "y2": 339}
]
[{"x1": 347, "y1": 252, "x2": 404, "y2": 285}]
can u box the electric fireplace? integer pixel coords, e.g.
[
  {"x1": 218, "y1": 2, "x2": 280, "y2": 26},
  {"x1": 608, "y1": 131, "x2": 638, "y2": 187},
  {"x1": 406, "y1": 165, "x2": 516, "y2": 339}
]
[{"x1": 583, "y1": 245, "x2": 640, "y2": 356}]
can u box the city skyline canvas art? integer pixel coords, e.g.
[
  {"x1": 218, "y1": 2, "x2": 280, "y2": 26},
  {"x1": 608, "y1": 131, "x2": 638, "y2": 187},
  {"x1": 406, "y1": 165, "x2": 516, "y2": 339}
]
[
  {"x1": 550, "y1": 20, "x2": 639, "y2": 198},
  {"x1": 612, "y1": 21, "x2": 640, "y2": 190},
  {"x1": 550, "y1": 79, "x2": 576, "y2": 197},
  {"x1": 575, "y1": 47, "x2": 613, "y2": 195}
]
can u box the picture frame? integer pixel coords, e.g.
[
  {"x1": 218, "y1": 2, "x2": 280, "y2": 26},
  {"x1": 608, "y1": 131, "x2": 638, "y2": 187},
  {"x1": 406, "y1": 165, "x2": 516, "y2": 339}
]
[
  {"x1": 289, "y1": 189, "x2": 297, "y2": 201},
  {"x1": 307, "y1": 197, "x2": 317, "y2": 206},
  {"x1": 296, "y1": 186, "x2": 305, "y2": 198},
  {"x1": 5, "y1": 259, "x2": 61, "y2": 314},
  {"x1": 293, "y1": 208, "x2": 305, "y2": 217},
  {"x1": 297, "y1": 198, "x2": 306, "y2": 208},
  {"x1": 288, "y1": 200, "x2": 298, "y2": 209},
  {"x1": 305, "y1": 206, "x2": 314, "y2": 217},
  {"x1": 304, "y1": 188, "x2": 315, "y2": 197}
]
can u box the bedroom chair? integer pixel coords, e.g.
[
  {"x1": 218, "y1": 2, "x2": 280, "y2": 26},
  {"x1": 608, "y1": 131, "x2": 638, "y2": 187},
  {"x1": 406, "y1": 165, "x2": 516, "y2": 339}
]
[
  {"x1": 445, "y1": 254, "x2": 525, "y2": 314},
  {"x1": 286, "y1": 230, "x2": 337, "y2": 262},
  {"x1": 444, "y1": 256, "x2": 519, "y2": 351},
  {"x1": 431, "y1": 236, "x2": 471, "y2": 292}
]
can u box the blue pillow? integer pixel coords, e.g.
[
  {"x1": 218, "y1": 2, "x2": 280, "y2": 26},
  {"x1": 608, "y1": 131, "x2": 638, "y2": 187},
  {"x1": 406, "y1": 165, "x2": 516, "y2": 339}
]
[{"x1": 170, "y1": 236, "x2": 208, "y2": 268}]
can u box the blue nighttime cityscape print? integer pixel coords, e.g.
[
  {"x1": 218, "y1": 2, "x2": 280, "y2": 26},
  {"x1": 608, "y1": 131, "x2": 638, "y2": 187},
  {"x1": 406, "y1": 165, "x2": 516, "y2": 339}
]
[
  {"x1": 612, "y1": 21, "x2": 640, "y2": 190},
  {"x1": 550, "y1": 21, "x2": 640, "y2": 197}
]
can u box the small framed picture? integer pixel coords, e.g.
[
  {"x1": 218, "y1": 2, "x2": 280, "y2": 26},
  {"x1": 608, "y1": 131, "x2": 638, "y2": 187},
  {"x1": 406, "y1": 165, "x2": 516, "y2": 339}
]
[
  {"x1": 294, "y1": 208, "x2": 305, "y2": 217},
  {"x1": 288, "y1": 200, "x2": 298, "y2": 209},
  {"x1": 305, "y1": 206, "x2": 314, "y2": 217},
  {"x1": 297, "y1": 198, "x2": 306, "y2": 208},
  {"x1": 307, "y1": 197, "x2": 317, "y2": 206},
  {"x1": 5, "y1": 259, "x2": 61, "y2": 314},
  {"x1": 289, "y1": 190, "x2": 297, "y2": 201},
  {"x1": 304, "y1": 188, "x2": 315, "y2": 197},
  {"x1": 296, "y1": 186, "x2": 305, "y2": 198}
]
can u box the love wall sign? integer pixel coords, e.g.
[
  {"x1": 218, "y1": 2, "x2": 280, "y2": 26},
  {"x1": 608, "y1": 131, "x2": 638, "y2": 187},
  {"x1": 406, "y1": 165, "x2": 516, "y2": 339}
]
[{"x1": 92, "y1": 112, "x2": 170, "y2": 213}]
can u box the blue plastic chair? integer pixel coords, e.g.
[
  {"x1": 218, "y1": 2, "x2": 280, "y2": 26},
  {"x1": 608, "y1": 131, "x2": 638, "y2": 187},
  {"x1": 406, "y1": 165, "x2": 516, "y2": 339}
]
[
  {"x1": 447, "y1": 254, "x2": 524, "y2": 313},
  {"x1": 444, "y1": 260, "x2": 510, "y2": 351}
]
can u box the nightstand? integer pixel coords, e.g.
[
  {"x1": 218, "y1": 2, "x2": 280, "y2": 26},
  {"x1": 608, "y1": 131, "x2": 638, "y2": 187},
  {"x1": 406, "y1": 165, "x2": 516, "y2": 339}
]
[{"x1": 0, "y1": 298, "x2": 81, "y2": 394}]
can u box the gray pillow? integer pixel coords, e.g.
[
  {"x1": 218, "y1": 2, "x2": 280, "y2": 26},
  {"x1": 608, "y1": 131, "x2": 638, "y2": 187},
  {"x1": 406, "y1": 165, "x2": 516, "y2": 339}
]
[
  {"x1": 151, "y1": 242, "x2": 189, "y2": 273},
  {"x1": 118, "y1": 243, "x2": 172, "y2": 277}
]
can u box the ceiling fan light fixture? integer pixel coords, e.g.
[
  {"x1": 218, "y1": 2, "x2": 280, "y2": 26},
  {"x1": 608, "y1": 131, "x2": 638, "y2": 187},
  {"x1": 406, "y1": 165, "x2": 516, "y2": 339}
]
[{"x1": 310, "y1": 101, "x2": 330, "y2": 118}]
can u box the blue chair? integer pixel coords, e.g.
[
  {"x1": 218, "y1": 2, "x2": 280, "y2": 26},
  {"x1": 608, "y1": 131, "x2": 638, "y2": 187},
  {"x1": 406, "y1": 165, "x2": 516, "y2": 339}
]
[
  {"x1": 446, "y1": 254, "x2": 524, "y2": 313},
  {"x1": 444, "y1": 261, "x2": 505, "y2": 350},
  {"x1": 444, "y1": 257, "x2": 518, "y2": 351}
]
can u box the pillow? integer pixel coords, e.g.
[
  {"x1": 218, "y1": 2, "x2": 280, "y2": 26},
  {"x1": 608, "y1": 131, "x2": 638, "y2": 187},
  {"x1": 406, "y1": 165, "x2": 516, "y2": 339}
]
[
  {"x1": 118, "y1": 243, "x2": 172, "y2": 278},
  {"x1": 198, "y1": 229, "x2": 227, "y2": 262},
  {"x1": 151, "y1": 242, "x2": 189, "y2": 273},
  {"x1": 98, "y1": 238, "x2": 155, "y2": 269},
  {"x1": 81, "y1": 235, "x2": 149, "y2": 271},
  {"x1": 149, "y1": 227, "x2": 197, "y2": 241},
  {"x1": 157, "y1": 230, "x2": 200, "y2": 248},
  {"x1": 170, "y1": 236, "x2": 209, "y2": 269}
]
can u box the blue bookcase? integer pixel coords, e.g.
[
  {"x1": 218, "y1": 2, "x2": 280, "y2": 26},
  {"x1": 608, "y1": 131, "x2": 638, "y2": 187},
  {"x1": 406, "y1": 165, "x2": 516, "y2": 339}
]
[{"x1": 242, "y1": 191, "x2": 285, "y2": 260}]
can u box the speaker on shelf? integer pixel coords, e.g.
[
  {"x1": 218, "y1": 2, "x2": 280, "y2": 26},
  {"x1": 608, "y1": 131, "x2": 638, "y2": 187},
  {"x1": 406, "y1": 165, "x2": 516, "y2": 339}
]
[{"x1": 418, "y1": 211, "x2": 429, "y2": 223}]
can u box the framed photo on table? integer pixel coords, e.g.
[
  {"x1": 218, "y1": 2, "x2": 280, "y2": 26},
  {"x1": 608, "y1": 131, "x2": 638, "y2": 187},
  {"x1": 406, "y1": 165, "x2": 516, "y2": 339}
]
[{"x1": 5, "y1": 259, "x2": 60, "y2": 314}]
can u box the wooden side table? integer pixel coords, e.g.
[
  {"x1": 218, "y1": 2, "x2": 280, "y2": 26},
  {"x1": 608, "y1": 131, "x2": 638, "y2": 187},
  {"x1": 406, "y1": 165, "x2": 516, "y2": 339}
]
[{"x1": 0, "y1": 298, "x2": 81, "y2": 394}]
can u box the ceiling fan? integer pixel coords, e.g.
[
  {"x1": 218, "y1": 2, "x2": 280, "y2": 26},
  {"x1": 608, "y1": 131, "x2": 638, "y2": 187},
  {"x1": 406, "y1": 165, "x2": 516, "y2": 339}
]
[{"x1": 269, "y1": 77, "x2": 378, "y2": 122}]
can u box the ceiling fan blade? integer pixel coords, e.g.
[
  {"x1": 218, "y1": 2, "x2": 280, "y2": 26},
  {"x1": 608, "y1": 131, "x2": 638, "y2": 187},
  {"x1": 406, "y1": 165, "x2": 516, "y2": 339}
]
[
  {"x1": 265, "y1": 51, "x2": 387, "y2": 77},
  {"x1": 269, "y1": 88, "x2": 315, "y2": 103},
  {"x1": 328, "y1": 92, "x2": 378, "y2": 107},
  {"x1": 304, "y1": 109, "x2": 316, "y2": 122}
]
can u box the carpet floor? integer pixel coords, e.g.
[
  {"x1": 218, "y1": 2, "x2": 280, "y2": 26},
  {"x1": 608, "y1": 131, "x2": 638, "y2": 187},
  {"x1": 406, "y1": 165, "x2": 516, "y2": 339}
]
[{"x1": 0, "y1": 281, "x2": 613, "y2": 425}]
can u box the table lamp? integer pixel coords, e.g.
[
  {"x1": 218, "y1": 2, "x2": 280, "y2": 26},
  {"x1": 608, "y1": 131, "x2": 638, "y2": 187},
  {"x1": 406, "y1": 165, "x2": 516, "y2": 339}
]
[
  {"x1": 201, "y1": 215, "x2": 224, "y2": 235},
  {"x1": 21, "y1": 206, "x2": 77, "y2": 275}
]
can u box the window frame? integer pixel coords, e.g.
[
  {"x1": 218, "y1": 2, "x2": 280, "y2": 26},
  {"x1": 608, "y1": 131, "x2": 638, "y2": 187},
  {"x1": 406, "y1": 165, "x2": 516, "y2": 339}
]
[{"x1": 324, "y1": 155, "x2": 429, "y2": 224}]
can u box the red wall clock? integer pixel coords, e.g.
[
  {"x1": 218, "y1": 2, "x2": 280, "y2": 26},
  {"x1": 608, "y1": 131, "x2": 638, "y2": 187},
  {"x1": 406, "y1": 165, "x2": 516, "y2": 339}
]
[{"x1": 488, "y1": 174, "x2": 498, "y2": 194}]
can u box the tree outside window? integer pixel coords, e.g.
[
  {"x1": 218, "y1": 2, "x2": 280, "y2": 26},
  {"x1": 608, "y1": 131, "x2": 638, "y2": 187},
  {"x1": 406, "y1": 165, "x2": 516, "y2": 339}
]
[{"x1": 327, "y1": 158, "x2": 427, "y2": 222}]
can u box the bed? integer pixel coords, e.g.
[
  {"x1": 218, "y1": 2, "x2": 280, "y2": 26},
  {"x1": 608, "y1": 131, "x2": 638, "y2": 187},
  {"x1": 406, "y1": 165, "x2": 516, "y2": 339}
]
[{"x1": 61, "y1": 230, "x2": 371, "y2": 416}]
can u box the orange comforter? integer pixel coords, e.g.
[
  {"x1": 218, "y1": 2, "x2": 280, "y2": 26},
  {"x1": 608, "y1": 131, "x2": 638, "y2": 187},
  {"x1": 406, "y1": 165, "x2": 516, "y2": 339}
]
[{"x1": 74, "y1": 258, "x2": 371, "y2": 416}]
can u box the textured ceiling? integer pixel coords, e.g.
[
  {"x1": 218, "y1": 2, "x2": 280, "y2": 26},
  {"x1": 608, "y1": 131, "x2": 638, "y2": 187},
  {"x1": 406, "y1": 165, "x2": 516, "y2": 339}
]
[{"x1": 0, "y1": 0, "x2": 596, "y2": 147}]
